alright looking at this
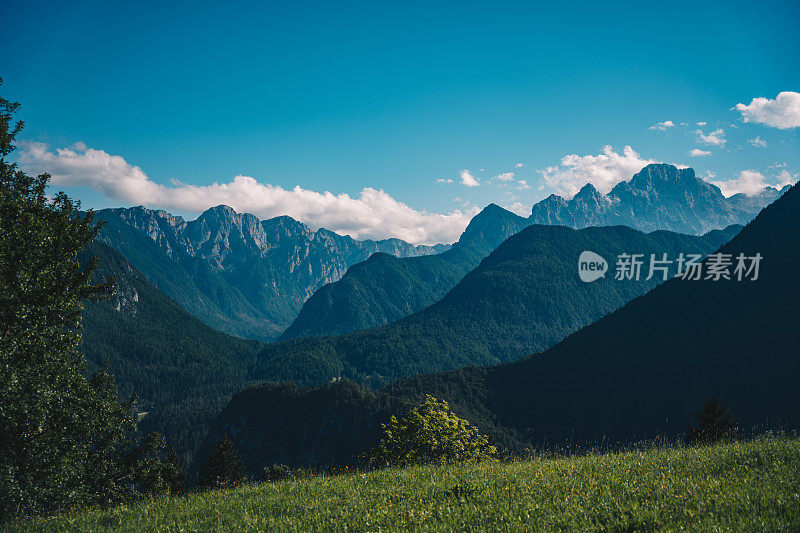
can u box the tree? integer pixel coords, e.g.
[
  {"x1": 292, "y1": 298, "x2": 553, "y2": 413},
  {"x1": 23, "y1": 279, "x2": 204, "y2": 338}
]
[
  {"x1": 368, "y1": 395, "x2": 497, "y2": 468},
  {"x1": 685, "y1": 397, "x2": 739, "y2": 446},
  {"x1": 0, "y1": 79, "x2": 173, "y2": 521},
  {"x1": 197, "y1": 434, "x2": 246, "y2": 489}
]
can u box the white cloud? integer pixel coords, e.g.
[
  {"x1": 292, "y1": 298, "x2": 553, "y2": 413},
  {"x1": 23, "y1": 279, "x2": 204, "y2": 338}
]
[
  {"x1": 696, "y1": 122, "x2": 707, "y2": 126},
  {"x1": 18, "y1": 141, "x2": 477, "y2": 245},
  {"x1": 777, "y1": 169, "x2": 799, "y2": 189},
  {"x1": 517, "y1": 180, "x2": 531, "y2": 190},
  {"x1": 503, "y1": 201, "x2": 529, "y2": 216},
  {"x1": 436, "y1": 178, "x2": 454, "y2": 183},
  {"x1": 734, "y1": 91, "x2": 800, "y2": 129},
  {"x1": 514, "y1": 162, "x2": 525, "y2": 168},
  {"x1": 696, "y1": 128, "x2": 727, "y2": 147},
  {"x1": 748, "y1": 136, "x2": 767, "y2": 148},
  {"x1": 649, "y1": 120, "x2": 675, "y2": 131},
  {"x1": 708, "y1": 169, "x2": 798, "y2": 197},
  {"x1": 494, "y1": 172, "x2": 515, "y2": 182},
  {"x1": 709, "y1": 170, "x2": 768, "y2": 197},
  {"x1": 458, "y1": 169, "x2": 479, "y2": 187},
  {"x1": 689, "y1": 149, "x2": 712, "y2": 157},
  {"x1": 539, "y1": 145, "x2": 657, "y2": 198}
]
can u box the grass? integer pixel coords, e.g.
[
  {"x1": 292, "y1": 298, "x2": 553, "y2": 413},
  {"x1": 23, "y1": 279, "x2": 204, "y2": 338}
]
[{"x1": 12, "y1": 437, "x2": 800, "y2": 532}]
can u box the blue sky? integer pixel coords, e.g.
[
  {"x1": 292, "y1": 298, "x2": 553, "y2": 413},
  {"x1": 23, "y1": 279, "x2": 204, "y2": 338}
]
[{"x1": 3, "y1": 0, "x2": 799, "y2": 243}]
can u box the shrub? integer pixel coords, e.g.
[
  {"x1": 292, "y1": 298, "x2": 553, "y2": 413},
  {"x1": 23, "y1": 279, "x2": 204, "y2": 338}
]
[{"x1": 368, "y1": 395, "x2": 496, "y2": 467}]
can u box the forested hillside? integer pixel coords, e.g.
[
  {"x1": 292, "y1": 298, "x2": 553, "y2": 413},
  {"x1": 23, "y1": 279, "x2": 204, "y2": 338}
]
[
  {"x1": 80, "y1": 241, "x2": 262, "y2": 461},
  {"x1": 252, "y1": 223, "x2": 740, "y2": 389},
  {"x1": 280, "y1": 204, "x2": 530, "y2": 340}
]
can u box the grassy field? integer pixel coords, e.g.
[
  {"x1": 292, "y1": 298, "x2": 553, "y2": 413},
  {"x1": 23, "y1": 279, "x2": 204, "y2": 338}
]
[{"x1": 12, "y1": 437, "x2": 800, "y2": 532}]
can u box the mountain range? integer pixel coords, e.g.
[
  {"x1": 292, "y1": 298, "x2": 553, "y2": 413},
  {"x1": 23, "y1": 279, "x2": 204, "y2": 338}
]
[
  {"x1": 200, "y1": 181, "x2": 800, "y2": 473},
  {"x1": 252, "y1": 222, "x2": 740, "y2": 389},
  {"x1": 95, "y1": 206, "x2": 445, "y2": 340},
  {"x1": 281, "y1": 164, "x2": 784, "y2": 340},
  {"x1": 279, "y1": 204, "x2": 530, "y2": 340},
  {"x1": 529, "y1": 163, "x2": 787, "y2": 234},
  {"x1": 90, "y1": 164, "x2": 783, "y2": 345}
]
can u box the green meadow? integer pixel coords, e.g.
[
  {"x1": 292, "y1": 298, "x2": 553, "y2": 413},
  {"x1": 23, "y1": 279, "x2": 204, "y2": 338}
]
[{"x1": 13, "y1": 437, "x2": 800, "y2": 532}]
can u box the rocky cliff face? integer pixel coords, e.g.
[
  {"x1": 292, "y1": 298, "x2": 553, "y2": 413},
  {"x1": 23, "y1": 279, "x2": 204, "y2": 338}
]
[
  {"x1": 530, "y1": 163, "x2": 784, "y2": 234},
  {"x1": 96, "y1": 205, "x2": 444, "y2": 340}
]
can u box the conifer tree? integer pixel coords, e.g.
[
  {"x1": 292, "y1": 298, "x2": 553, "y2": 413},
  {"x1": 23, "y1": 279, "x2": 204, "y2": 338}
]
[
  {"x1": 685, "y1": 397, "x2": 739, "y2": 446},
  {"x1": 198, "y1": 434, "x2": 246, "y2": 489}
]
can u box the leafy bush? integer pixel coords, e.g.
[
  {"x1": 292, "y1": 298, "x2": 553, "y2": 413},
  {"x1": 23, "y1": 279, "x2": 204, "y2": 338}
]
[
  {"x1": 368, "y1": 395, "x2": 496, "y2": 467},
  {"x1": 261, "y1": 464, "x2": 293, "y2": 482},
  {"x1": 0, "y1": 82, "x2": 180, "y2": 522}
]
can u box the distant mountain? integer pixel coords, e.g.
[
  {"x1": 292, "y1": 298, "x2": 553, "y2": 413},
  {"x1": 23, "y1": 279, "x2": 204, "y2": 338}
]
[
  {"x1": 279, "y1": 204, "x2": 530, "y2": 340},
  {"x1": 95, "y1": 206, "x2": 444, "y2": 340},
  {"x1": 206, "y1": 182, "x2": 800, "y2": 471},
  {"x1": 80, "y1": 241, "x2": 261, "y2": 462},
  {"x1": 530, "y1": 163, "x2": 786, "y2": 234},
  {"x1": 252, "y1": 222, "x2": 741, "y2": 390}
]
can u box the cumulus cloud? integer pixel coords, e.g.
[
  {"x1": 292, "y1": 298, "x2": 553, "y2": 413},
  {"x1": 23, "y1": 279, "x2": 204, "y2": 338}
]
[
  {"x1": 734, "y1": 91, "x2": 800, "y2": 129},
  {"x1": 539, "y1": 145, "x2": 657, "y2": 198},
  {"x1": 777, "y1": 169, "x2": 799, "y2": 189},
  {"x1": 494, "y1": 172, "x2": 515, "y2": 182},
  {"x1": 696, "y1": 122, "x2": 707, "y2": 126},
  {"x1": 748, "y1": 136, "x2": 767, "y2": 148},
  {"x1": 436, "y1": 177, "x2": 454, "y2": 183},
  {"x1": 18, "y1": 141, "x2": 477, "y2": 245},
  {"x1": 696, "y1": 128, "x2": 727, "y2": 147},
  {"x1": 709, "y1": 169, "x2": 798, "y2": 197},
  {"x1": 517, "y1": 180, "x2": 531, "y2": 190},
  {"x1": 503, "y1": 201, "x2": 529, "y2": 216},
  {"x1": 649, "y1": 120, "x2": 675, "y2": 131},
  {"x1": 514, "y1": 162, "x2": 524, "y2": 168},
  {"x1": 709, "y1": 170, "x2": 766, "y2": 196},
  {"x1": 458, "y1": 169, "x2": 479, "y2": 187},
  {"x1": 689, "y1": 149, "x2": 712, "y2": 157}
]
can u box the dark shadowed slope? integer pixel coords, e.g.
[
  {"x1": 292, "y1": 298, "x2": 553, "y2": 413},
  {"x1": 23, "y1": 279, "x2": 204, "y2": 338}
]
[
  {"x1": 254, "y1": 223, "x2": 739, "y2": 388},
  {"x1": 279, "y1": 204, "x2": 530, "y2": 340}
]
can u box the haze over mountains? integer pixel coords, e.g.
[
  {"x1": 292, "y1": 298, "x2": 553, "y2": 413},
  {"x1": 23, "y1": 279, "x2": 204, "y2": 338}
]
[{"x1": 201, "y1": 181, "x2": 800, "y2": 473}]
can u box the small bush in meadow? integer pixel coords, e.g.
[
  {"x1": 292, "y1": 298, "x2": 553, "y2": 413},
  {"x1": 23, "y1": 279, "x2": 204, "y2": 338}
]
[{"x1": 368, "y1": 395, "x2": 497, "y2": 468}]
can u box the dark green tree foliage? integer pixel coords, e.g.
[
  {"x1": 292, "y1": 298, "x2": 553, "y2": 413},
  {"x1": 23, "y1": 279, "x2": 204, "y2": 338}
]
[
  {"x1": 197, "y1": 434, "x2": 245, "y2": 490},
  {"x1": 368, "y1": 395, "x2": 496, "y2": 468},
  {"x1": 685, "y1": 398, "x2": 739, "y2": 446},
  {"x1": 0, "y1": 82, "x2": 179, "y2": 520}
]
